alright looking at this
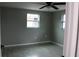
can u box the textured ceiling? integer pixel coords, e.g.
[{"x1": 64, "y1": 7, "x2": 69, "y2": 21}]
[{"x1": 0, "y1": 2, "x2": 66, "y2": 12}]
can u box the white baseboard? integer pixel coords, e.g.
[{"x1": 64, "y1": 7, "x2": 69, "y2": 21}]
[
  {"x1": 51, "y1": 41, "x2": 63, "y2": 47},
  {"x1": 5, "y1": 41, "x2": 51, "y2": 47}
]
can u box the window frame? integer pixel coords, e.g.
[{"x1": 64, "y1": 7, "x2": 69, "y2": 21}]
[
  {"x1": 61, "y1": 14, "x2": 66, "y2": 29},
  {"x1": 26, "y1": 13, "x2": 40, "y2": 28}
]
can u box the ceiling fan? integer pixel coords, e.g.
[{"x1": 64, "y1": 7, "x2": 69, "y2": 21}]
[{"x1": 39, "y1": 2, "x2": 66, "y2": 10}]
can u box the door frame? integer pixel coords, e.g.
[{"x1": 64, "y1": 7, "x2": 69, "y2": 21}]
[
  {"x1": 63, "y1": 2, "x2": 79, "y2": 57},
  {"x1": 76, "y1": 3, "x2": 79, "y2": 57},
  {"x1": 0, "y1": 8, "x2": 1, "y2": 57}
]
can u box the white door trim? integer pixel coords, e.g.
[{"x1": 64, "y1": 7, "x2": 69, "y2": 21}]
[
  {"x1": 63, "y1": 2, "x2": 79, "y2": 57},
  {"x1": 76, "y1": 3, "x2": 79, "y2": 57},
  {"x1": 76, "y1": 21, "x2": 79, "y2": 57}
]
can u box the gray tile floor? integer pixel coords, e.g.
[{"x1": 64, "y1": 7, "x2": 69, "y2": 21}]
[{"x1": 2, "y1": 43, "x2": 63, "y2": 57}]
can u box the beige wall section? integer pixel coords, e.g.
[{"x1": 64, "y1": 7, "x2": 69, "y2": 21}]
[
  {"x1": 63, "y1": 2, "x2": 79, "y2": 57},
  {"x1": 0, "y1": 8, "x2": 1, "y2": 56}
]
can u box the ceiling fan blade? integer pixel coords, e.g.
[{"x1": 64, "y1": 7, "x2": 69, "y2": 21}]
[
  {"x1": 39, "y1": 5, "x2": 48, "y2": 9},
  {"x1": 53, "y1": 2, "x2": 66, "y2": 5},
  {"x1": 46, "y1": 2, "x2": 52, "y2": 5},
  {"x1": 51, "y1": 5, "x2": 58, "y2": 9}
]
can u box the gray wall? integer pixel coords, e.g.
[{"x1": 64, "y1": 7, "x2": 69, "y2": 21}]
[
  {"x1": 51, "y1": 10, "x2": 65, "y2": 45},
  {"x1": 1, "y1": 7, "x2": 65, "y2": 46},
  {"x1": 1, "y1": 7, "x2": 52, "y2": 45}
]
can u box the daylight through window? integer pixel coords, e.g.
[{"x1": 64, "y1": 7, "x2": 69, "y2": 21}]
[
  {"x1": 63, "y1": 14, "x2": 66, "y2": 29},
  {"x1": 27, "y1": 13, "x2": 40, "y2": 28}
]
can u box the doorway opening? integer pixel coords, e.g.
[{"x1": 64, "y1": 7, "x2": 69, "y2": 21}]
[{"x1": 0, "y1": 2, "x2": 66, "y2": 57}]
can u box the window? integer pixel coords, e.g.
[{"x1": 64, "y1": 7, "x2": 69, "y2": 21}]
[
  {"x1": 62, "y1": 14, "x2": 66, "y2": 29},
  {"x1": 27, "y1": 13, "x2": 40, "y2": 28},
  {"x1": 63, "y1": 14, "x2": 66, "y2": 29}
]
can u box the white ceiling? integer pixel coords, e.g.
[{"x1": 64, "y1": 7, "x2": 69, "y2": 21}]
[{"x1": 0, "y1": 2, "x2": 66, "y2": 12}]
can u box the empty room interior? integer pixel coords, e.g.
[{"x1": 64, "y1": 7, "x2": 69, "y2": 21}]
[{"x1": 0, "y1": 2, "x2": 66, "y2": 57}]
